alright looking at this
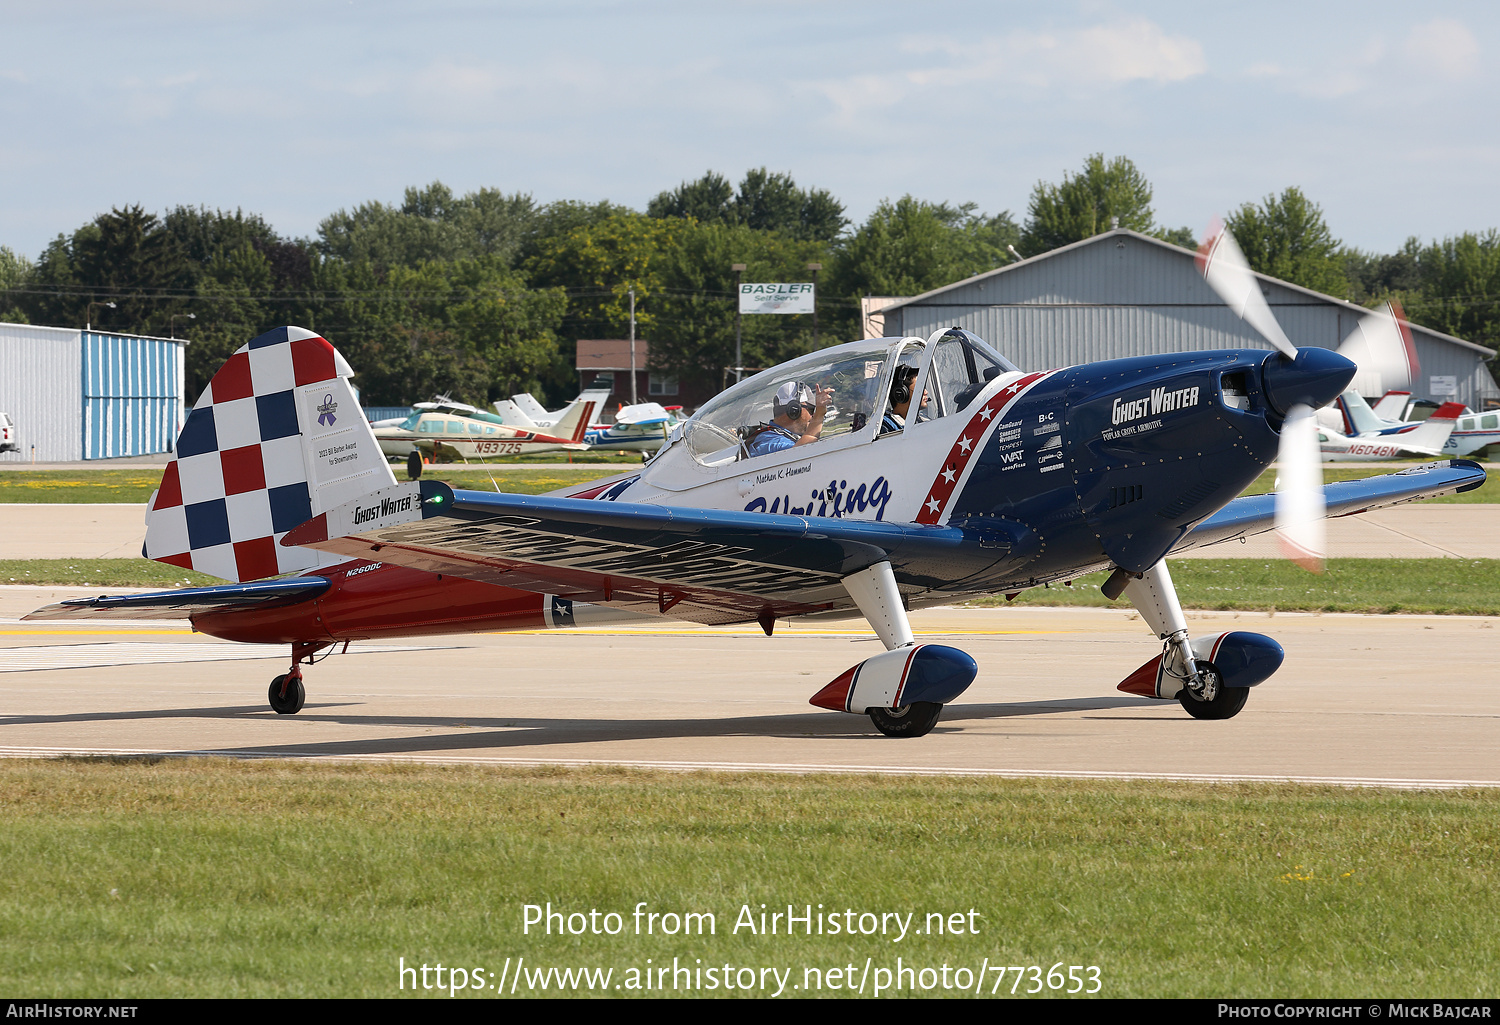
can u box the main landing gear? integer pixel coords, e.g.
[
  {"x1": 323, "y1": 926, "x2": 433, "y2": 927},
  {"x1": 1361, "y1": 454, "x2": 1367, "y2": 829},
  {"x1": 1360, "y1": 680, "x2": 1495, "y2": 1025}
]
[
  {"x1": 267, "y1": 641, "x2": 329, "y2": 715},
  {"x1": 1176, "y1": 660, "x2": 1248, "y2": 720},
  {"x1": 868, "y1": 702, "x2": 944, "y2": 738},
  {"x1": 1119, "y1": 561, "x2": 1249, "y2": 720}
]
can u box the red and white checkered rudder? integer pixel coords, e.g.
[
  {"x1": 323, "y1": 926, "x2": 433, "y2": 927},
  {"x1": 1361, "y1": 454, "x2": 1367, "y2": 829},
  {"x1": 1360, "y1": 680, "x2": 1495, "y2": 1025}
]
[{"x1": 143, "y1": 326, "x2": 397, "y2": 583}]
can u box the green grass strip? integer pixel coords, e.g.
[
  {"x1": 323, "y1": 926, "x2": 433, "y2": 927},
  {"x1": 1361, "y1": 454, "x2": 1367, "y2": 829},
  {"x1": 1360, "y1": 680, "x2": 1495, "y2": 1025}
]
[
  {"x1": 980, "y1": 558, "x2": 1500, "y2": 615},
  {"x1": 0, "y1": 760, "x2": 1494, "y2": 998}
]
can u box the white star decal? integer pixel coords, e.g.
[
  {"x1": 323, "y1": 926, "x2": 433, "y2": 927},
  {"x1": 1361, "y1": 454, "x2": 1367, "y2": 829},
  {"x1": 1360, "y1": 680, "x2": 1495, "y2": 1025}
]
[
  {"x1": 941, "y1": 467, "x2": 956, "y2": 483},
  {"x1": 926, "y1": 497, "x2": 942, "y2": 514},
  {"x1": 958, "y1": 436, "x2": 973, "y2": 452},
  {"x1": 978, "y1": 407, "x2": 993, "y2": 421}
]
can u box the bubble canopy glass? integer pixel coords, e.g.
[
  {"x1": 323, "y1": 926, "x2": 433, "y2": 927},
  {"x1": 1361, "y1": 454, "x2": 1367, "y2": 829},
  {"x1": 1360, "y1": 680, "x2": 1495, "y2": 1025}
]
[{"x1": 681, "y1": 332, "x2": 1019, "y2": 467}]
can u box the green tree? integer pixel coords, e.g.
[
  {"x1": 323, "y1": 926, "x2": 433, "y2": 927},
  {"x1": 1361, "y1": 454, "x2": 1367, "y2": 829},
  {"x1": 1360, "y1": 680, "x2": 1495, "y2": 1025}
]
[
  {"x1": 830, "y1": 197, "x2": 1020, "y2": 299},
  {"x1": 652, "y1": 221, "x2": 832, "y2": 387},
  {"x1": 297, "y1": 256, "x2": 566, "y2": 406},
  {"x1": 1021, "y1": 154, "x2": 1155, "y2": 254},
  {"x1": 1223, "y1": 187, "x2": 1349, "y2": 296},
  {"x1": 1392, "y1": 231, "x2": 1500, "y2": 351},
  {"x1": 318, "y1": 182, "x2": 537, "y2": 269},
  {"x1": 0, "y1": 246, "x2": 31, "y2": 322},
  {"x1": 649, "y1": 168, "x2": 848, "y2": 242},
  {"x1": 647, "y1": 171, "x2": 734, "y2": 224}
]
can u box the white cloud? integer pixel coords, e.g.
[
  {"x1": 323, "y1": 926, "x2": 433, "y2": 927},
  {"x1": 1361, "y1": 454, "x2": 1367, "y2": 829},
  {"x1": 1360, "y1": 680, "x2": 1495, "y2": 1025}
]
[
  {"x1": 1404, "y1": 18, "x2": 1480, "y2": 80},
  {"x1": 809, "y1": 18, "x2": 1205, "y2": 128}
]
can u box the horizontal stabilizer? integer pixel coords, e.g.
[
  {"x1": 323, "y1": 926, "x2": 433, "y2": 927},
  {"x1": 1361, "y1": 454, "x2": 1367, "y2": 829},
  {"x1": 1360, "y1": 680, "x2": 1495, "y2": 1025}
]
[{"x1": 22, "y1": 576, "x2": 329, "y2": 621}]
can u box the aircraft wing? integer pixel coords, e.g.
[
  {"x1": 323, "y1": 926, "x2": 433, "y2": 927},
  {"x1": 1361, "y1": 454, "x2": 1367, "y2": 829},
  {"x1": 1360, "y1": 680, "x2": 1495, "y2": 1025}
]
[
  {"x1": 1176, "y1": 459, "x2": 1485, "y2": 554},
  {"x1": 23, "y1": 576, "x2": 331, "y2": 621},
  {"x1": 281, "y1": 482, "x2": 1032, "y2": 627}
]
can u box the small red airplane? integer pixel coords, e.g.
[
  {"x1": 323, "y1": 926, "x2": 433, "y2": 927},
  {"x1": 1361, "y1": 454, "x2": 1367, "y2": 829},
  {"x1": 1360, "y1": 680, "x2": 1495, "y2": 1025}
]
[{"x1": 27, "y1": 228, "x2": 1485, "y2": 736}]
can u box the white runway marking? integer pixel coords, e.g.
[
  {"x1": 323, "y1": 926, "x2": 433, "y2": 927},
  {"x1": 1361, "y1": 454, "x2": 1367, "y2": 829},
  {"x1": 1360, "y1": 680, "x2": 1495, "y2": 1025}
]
[
  {"x1": 0, "y1": 642, "x2": 447, "y2": 672},
  {"x1": 0, "y1": 746, "x2": 1492, "y2": 790}
]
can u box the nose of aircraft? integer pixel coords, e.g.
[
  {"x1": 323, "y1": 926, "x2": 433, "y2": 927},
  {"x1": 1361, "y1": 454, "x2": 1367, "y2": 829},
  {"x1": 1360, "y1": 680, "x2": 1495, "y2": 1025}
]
[{"x1": 1261, "y1": 347, "x2": 1357, "y2": 417}]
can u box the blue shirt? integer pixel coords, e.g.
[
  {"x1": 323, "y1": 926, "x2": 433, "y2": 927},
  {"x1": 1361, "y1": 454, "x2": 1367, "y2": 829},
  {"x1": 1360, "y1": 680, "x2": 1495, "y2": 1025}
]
[{"x1": 747, "y1": 424, "x2": 797, "y2": 457}]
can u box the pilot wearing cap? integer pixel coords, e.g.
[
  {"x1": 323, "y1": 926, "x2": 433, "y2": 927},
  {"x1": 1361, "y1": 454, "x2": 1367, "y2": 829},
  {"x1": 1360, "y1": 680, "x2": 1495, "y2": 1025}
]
[{"x1": 747, "y1": 380, "x2": 833, "y2": 457}]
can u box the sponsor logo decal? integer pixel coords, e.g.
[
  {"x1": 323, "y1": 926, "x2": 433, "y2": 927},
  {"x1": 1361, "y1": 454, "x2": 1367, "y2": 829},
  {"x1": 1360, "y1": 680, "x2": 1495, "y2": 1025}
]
[
  {"x1": 745, "y1": 474, "x2": 892, "y2": 520},
  {"x1": 1110, "y1": 385, "x2": 1200, "y2": 427},
  {"x1": 352, "y1": 493, "x2": 415, "y2": 526},
  {"x1": 317, "y1": 392, "x2": 338, "y2": 427}
]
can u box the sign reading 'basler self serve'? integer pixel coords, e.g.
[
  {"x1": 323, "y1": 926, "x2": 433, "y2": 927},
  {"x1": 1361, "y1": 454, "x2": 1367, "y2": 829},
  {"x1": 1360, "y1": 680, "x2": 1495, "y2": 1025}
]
[{"x1": 740, "y1": 282, "x2": 815, "y2": 314}]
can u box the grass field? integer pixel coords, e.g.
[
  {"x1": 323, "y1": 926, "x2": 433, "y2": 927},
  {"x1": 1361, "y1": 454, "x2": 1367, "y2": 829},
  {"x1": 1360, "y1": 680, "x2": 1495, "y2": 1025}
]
[
  {"x1": 987, "y1": 558, "x2": 1500, "y2": 615},
  {"x1": 0, "y1": 759, "x2": 1493, "y2": 998}
]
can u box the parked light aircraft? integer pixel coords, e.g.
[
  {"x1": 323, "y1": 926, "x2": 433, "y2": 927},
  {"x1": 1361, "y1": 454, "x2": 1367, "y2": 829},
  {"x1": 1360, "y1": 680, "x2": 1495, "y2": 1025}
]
[
  {"x1": 1315, "y1": 394, "x2": 1466, "y2": 460},
  {"x1": 494, "y1": 393, "x2": 683, "y2": 455},
  {"x1": 372, "y1": 393, "x2": 602, "y2": 478},
  {"x1": 26, "y1": 228, "x2": 1485, "y2": 736},
  {"x1": 1371, "y1": 392, "x2": 1500, "y2": 458}
]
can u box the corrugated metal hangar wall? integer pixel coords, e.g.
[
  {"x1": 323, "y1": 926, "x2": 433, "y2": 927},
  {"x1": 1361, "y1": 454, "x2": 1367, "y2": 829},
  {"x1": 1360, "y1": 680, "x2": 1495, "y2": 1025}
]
[
  {"x1": 0, "y1": 323, "x2": 186, "y2": 462},
  {"x1": 877, "y1": 230, "x2": 1499, "y2": 410}
]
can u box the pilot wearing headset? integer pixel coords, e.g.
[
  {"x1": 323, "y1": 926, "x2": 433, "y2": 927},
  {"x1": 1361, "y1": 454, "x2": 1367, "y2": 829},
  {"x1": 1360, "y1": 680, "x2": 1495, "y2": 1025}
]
[
  {"x1": 747, "y1": 380, "x2": 833, "y2": 457},
  {"x1": 881, "y1": 365, "x2": 922, "y2": 434}
]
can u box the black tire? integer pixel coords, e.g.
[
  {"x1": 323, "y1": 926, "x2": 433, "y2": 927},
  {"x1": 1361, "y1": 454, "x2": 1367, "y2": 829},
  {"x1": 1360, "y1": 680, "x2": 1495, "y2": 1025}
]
[
  {"x1": 868, "y1": 702, "x2": 943, "y2": 738},
  {"x1": 268, "y1": 674, "x2": 306, "y2": 715},
  {"x1": 1177, "y1": 661, "x2": 1247, "y2": 720},
  {"x1": 406, "y1": 451, "x2": 423, "y2": 480}
]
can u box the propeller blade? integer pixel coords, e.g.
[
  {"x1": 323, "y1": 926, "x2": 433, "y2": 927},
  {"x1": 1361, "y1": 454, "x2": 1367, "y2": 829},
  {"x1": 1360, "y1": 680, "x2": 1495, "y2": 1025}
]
[
  {"x1": 1338, "y1": 300, "x2": 1420, "y2": 395},
  {"x1": 1196, "y1": 220, "x2": 1299, "y2": 360},
  {"x1": 1274, "y1": 403, "x2": 1326, "y2": 573}
]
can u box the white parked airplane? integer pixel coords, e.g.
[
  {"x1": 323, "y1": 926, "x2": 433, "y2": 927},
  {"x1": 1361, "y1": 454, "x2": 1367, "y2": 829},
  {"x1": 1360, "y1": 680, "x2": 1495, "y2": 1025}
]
[
  {"x1": 1316, "y1": 399, "x2": 1465, "y2": 460},
  {"x1": 1368, "y1": 391, "x2": 1499, "y2": 458}
]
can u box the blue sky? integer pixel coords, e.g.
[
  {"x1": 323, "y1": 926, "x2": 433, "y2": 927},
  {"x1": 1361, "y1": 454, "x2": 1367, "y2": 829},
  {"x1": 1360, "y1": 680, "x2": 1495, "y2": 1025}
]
[{"x1": 2, "y1": 1, "x2": 1495, "y2": 258}]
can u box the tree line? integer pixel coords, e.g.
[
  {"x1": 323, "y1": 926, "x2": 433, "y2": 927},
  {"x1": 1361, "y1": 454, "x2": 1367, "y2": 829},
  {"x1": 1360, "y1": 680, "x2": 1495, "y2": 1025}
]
[{"x1": 1, "y1": 156, "x2": 1496, "y2": 407}]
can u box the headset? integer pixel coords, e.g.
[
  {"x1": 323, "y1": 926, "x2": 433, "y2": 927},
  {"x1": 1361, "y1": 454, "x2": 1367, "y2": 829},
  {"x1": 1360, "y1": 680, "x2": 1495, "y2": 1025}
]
[
  {"x1": 776, "y1": 382, "x2": 816, "y2": 419},
  {"x1": 890, "y1": 366, "x2": 919, "y2": 407}
]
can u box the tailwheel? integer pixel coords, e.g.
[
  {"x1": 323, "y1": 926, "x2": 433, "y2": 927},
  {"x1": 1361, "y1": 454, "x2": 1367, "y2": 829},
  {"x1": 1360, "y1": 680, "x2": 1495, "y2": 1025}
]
[
  {"x1": 1177, "y1": 660, "x2": 1247, "y2": 720},
  {"x1": 268, "y1": 673, "x2": 306, "y2": 715},
  {"x1": 868, "y1": 701, "x2": 943, "y2": 738}
]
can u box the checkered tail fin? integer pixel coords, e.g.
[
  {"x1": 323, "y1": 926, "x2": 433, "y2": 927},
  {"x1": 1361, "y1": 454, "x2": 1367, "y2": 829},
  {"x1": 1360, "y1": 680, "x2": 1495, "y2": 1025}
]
[{"x1": 143, "y1": 326, "x2": 397, "y2": 582}]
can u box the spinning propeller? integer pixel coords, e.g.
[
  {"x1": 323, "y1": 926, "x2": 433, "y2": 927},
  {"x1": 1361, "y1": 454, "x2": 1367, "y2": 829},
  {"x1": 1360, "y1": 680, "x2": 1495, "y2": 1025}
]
[{"x1": 1197, "y1": 222, "x2": 1405, "y2": 572}]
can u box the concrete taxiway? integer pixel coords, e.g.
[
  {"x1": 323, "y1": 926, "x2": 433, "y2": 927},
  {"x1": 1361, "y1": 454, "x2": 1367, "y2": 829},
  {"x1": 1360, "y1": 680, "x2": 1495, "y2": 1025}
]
[{"x1": 1, "y1": 589, "x2": 1495, "y2": 788}]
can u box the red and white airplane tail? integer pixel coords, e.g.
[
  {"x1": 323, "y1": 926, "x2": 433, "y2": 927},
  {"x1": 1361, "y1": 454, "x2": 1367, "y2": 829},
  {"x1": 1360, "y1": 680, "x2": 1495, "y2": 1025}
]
[
  {"x1": 1393, "y1": 402, "x2": 1467, "y2": 455},
  {"x1": 143, "y1": 327, "x2": 395, "y2": 583},
  {"x1": 550, "y1": 392, "x2": 604, "y2": 444}
]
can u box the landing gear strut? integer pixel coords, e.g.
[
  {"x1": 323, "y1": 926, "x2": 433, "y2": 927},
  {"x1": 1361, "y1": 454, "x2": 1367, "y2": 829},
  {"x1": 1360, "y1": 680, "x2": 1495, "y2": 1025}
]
[{"x1": 267, "y1": 641, "x2": 329, "y2": 715}]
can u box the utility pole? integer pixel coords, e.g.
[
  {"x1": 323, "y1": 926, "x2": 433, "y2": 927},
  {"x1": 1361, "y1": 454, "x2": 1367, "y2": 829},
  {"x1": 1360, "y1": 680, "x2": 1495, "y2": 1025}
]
[
  {"x1": 731, "y1": 263, "x2": 747, "y2": 383},
  {"x1": 806, "y1": 262, "x2": 822, "y2": 349},
  {"x1": 628, "y1": 288, "x2": 638, "y2": 404}
]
